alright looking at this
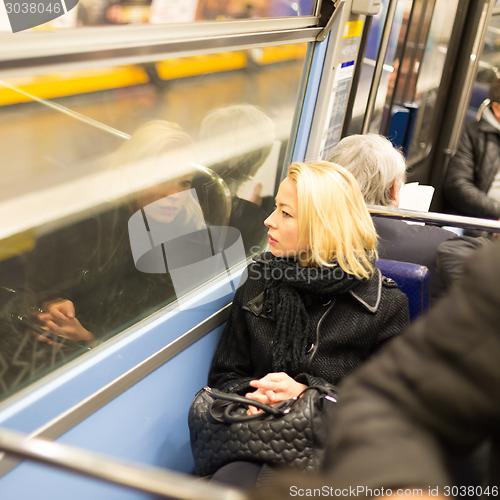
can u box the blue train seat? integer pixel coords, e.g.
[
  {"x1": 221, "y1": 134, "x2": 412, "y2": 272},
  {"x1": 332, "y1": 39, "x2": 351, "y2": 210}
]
[{"x1": 376, "y1": 258, "x2": 430, "y2": 321}]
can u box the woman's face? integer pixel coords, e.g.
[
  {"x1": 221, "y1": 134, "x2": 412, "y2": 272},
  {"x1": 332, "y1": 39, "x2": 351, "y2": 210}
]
[
  {"x1": 264, "y1": 177, "x2": 308, "y2": 260},
  {"x1": 139, "y1": 174, "x2": 193, "y2": 223}
]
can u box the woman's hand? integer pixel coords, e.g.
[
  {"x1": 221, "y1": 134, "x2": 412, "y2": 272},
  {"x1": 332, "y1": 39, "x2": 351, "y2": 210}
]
[
  {"x1": 36, "y1": 299, "x2": 95, "y2": 347},
  {"x1": 245, "y1": 372, "x2": 307, "y2": 415}
]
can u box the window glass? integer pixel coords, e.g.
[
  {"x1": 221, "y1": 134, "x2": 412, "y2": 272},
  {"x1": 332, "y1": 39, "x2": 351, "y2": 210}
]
[
  {"x1": 0, "y1": 0, "x2": 317, "y2": 31},
  {"x1": 349, "y1": 0, "x2": 460, "y2": 164},
  {"x1": 464, "y1": 8, "x2": 500, "y2": 125},
  {"x1": 0, "y1": 43, "x2": 307, "y2": 399},
  {"x1": 406, "y1": 0, "x2": 460, "y2": 163},
  {"x1": 346, "y1": 0, "x2": 409, "y2": 135}
]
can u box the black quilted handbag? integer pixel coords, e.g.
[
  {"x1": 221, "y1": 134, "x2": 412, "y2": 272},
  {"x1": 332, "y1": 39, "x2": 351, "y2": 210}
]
[{"x1": 188, "y1": 384, "x2": 337, "y2": 477}]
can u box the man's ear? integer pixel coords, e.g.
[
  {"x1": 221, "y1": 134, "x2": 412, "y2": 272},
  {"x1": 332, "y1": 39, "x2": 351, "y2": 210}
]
[{"x1": 389, "y1": 179, "x2": 400, "y2": 208}]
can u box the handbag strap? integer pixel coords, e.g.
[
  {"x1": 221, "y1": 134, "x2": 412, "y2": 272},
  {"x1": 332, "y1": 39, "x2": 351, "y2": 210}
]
[
  {"x1": 205, "y1": 383, "x2": 338, "y2": 423},
  {"x1": 204, "y1": 387, "x2": 285, "y2": 416}
]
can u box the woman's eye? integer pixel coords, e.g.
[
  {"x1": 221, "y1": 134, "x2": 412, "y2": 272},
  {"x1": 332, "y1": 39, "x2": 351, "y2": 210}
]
[
  {"x1": 180, "y1": 180, "x2": 192, "y2": 189},
  {"x1": 282, "y1": 211, "x2": 291, "y2": 218}
]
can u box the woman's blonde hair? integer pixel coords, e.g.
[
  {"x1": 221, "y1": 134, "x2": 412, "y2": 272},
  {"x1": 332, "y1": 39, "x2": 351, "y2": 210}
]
[
  {"x1": 111, "y1": 120, "x2": 194, "y2": 162},
  {"x1": 287, "y1": 161, "x2": 378, "y2": 278},
  {"x1": 108, "y1": 120, "x2": 204, "y2": 228}
]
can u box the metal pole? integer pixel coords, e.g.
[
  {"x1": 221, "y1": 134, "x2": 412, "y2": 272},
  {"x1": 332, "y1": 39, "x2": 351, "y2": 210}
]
[
  {"x1": 361, "y1": 0, "x2": 399, "y2": 134},
  {"x1": 0, "y1": 428, "x2": 247, "y2": 500},
  {"x1": 445, "y1": 0, "x2": 495, "y2": 156}
]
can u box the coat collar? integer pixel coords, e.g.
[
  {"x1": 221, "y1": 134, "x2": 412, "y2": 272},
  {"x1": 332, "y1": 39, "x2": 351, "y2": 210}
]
[
  {"x1": 244, "y1": 291, "x2": 267, "y2": 317},
  {"x1": 481, "y1": 107, "x2": 500, "y2": 132},
  {"x1": 348, "y1": 268, "x2": 382, "y2": 313},
  {"x1": 478, "y1": 112, "x2": 500, "y2": 134},
  {"x1": 243, "y1": 267, "x2": 383, "y2": 316}
]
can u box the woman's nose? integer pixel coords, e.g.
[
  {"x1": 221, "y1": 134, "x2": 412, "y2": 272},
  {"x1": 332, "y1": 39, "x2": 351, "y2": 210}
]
[{"x1": 264, "y1": 212, "x2": 276, "y2": 228}]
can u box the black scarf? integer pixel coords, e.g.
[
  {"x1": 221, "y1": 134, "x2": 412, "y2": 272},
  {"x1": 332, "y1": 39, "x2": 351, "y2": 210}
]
[{"x1": 262, "y1": 256, "x2": 364, "y2": 372}]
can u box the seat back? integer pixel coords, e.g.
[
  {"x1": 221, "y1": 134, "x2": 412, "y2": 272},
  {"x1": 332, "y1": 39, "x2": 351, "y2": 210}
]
[{"x1": 376, "y1": 258, "x2": 430, "y2": 321}]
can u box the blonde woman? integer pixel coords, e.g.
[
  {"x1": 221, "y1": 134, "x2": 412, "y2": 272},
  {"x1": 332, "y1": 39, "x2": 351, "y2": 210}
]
[{"x1": 206, "y1": 161, "x2": 410, "y2": 486}]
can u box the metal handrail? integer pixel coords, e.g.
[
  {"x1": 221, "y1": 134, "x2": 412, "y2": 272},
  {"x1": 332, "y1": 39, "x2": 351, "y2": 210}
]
[
  {"x1": 316, "y1": 0, "x2": 345, "y2": 42},
  {"x1": 0, "y1": 18, "x2": 321, "y2": 78},
  {"x1": 0, "y1": 427, "x2": 247, "y2": 500},
  {"x1": 368, "y1": 205, "x2": 500, "y2": 232},
  {"x1": 361, "y1": 0, "x2": 398, "y2": 134}
]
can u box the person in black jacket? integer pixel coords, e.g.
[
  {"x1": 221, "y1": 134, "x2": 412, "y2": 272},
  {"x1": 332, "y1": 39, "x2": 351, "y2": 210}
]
[
  {"x1": 444, "y1": 77, "x2": 500, "y2": 221},
  {"x1": 328, "y1": 133, "x2": 455, "y2": 302},
  {"x1": 206, "y1": 161, "x2": 409, "y2": 486},
  {"x1": 322, "y1": 239, "x2": 500, "y2": 496}
]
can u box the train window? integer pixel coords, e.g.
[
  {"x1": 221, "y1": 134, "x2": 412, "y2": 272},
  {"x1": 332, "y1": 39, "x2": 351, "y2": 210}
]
[
  {"x1": 346, "y1": 0, "x2": 409, "y2": 135},
  {"x1": 405, "y1": 0, "x2": 459, "y2": 164},
  {"x1": 464, "y1": 6, "x2": 500, "y2": 124},
  {"x1": 348, "y1": 0, "x2": 461, "y2": 167},
  {"x1": 2, "y1": 0, "x2": 318, "y2": 30},
  {"x1": 0, "y1": 43, "x2": 307, "y2": 400}
]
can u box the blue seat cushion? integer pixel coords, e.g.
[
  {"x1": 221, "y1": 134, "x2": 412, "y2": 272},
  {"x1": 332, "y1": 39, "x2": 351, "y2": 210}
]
[{"x1": 376, "y1": 258, "x2": 430, "y2": 321}]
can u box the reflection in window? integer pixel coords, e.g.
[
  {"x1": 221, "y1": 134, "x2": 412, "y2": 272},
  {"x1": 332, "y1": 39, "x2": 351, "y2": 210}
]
[
  {"x1": 0, "y1": 123, "x2": 229, "y2": 398},
  {"x1": 197, "y1": 104, "x2": 277, "y2": 253},
  {"x1": 0, "y1": 45, "x2": 307, "y2": 399}
]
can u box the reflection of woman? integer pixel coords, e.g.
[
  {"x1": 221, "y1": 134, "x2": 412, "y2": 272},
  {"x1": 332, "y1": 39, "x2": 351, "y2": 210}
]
[
  {"x1": 31, "y1": 121, "x2": 204, "y2": 346},
  {"x1": 205, "y1": 161, "x2": 410, "y2": 486},
  {"x1": 0, "y1": 120, "x2": 231, "y2": 398}
]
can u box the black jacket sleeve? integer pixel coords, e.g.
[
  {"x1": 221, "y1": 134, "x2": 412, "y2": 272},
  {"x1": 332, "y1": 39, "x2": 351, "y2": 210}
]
[
  {"x1": 207, "y1": 279, "x2": 256, "y2": 392},
  {"x1": 436, "y1": 236, "x2": 493, "y2": 287}
]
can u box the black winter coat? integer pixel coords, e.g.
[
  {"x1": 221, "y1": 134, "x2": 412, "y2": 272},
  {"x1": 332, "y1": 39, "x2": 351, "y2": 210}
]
[
  {"x1": 326, "y1": 240, "x2": 500, "y2": 491},
  {"x1": 208, "y1": 253, "x2": 410, "y2": 393},
  {"x1": 444, "y1": 116, "x2": 500, "y2": 219}
]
